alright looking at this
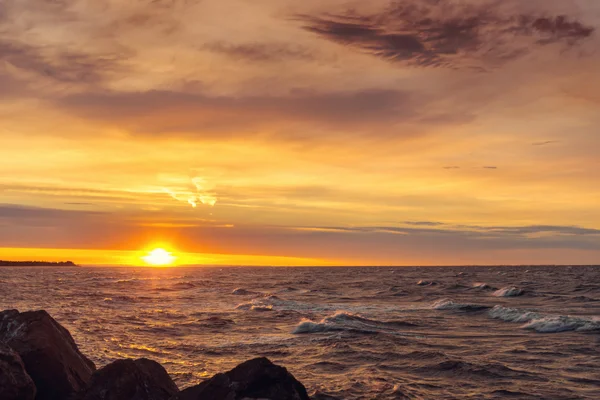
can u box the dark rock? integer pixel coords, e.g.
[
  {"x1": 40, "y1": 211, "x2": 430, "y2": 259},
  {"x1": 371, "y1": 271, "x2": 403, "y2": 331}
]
[
  {"x1": 0, "y1": 342, "x2": 36, "y2": 400},
  {"x1": 173, "y1": 357, "x2": 310, "y2": 400},
  {"x1": 78, "y1": 358, "x2": 179, "y2": 400},
  {"x1": 0, "y1": 309, "x2": 95, "y2": 400}
]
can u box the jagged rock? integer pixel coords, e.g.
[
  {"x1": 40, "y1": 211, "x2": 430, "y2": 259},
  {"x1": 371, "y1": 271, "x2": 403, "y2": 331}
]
[
  {"x1": 0, "y1": 309, "x2": 96, "y2": 400},
  {"x1": 0, "y1": 342, "x2": 36, "y2": 400},
  {"x1": 173, "y1": 357, "x2": 310, "y2": 400},
  {"x1": 78, "y1": 358, "x2": 179, "y2": 400}
]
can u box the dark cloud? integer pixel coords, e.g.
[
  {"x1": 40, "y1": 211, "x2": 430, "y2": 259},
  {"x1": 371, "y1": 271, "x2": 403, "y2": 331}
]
[
  {"x1": 531, "y1": 16, "x2": 594, "y2": 41},
  {"x1": 204, "y1": 42, "x2": 314, "y2": 62},
  {"x1": 298, "y1": 0, "x2": 595, "y2": 69},
  {"x1": 532, "y1": 140, "x2": 559, "y2": 146},
  {"x1": 443, "y1": 166, "x2": 460, "y2": 169},
  {"x1": 483, "y1": 166, "x2": 498, "y2": 169}
]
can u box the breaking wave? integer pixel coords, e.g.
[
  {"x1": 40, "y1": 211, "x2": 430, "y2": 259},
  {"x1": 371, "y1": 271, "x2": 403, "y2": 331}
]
[
  {"x1": 472, "y1": 282, "x2": 493, "y2": 290},
  {"x1": 293, "y1": 312, "x2": 415, "y2": 334},
  {"x1": 432, "y1": 299, "x2": 491, "y2": 312},
  {"x1": 234, "y1": 294, "x2": 340, "y2": 313},
  {"x1": 489, "y1": 306, "x2": 600, "y2": 333},
  {"x1": 492, "y1": 287, "x2": 524, "y2": 297},
  {"x1": 231, "y1": 288, "x2": 259, "y2": 296}
]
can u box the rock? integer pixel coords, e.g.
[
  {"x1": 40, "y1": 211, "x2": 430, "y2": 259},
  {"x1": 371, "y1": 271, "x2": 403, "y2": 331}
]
[
  {"x1": 173, "y1": 357, "x2": 310, "y2": 400},
  {"x1": 0, "y1": 309, "x2": 96, "y2": 400},
  {"x1": 78, "y1": 358, "x2": 179, "y2": 400},
  {"x1": 0, "y1": 342, "x2": 36, "y2": 400},
  {"x1": 417, "y1": 280, "x2": 436, "y2": 286}
]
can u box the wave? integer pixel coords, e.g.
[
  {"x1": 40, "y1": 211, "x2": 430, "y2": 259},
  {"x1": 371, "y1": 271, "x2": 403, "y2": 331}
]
[
  {"x1": 234, "y1": 303, "x2": 273, "y2": 312},
  {"x1": 234, "y1": 294, "x2": 338, "y2": 313},
  {"x1": 293, "y1": 312, "x2": 414, "y2": 334},
  {"x1": 232, "y1": 288, "x2": 259, "y2": 296},
  {"x1": 171, "y1": 282, "x2": 198, "y2": 290},
  {"x1": 489, "y1": 306, "x2": 600, "y2": 333},
  {"x1": 103, "y1": 295, "x2": 137, "y2": 303},
  {"x1": 492, "y1": 287, "x2": 524, "y2": 297},
  {"x1": 420, "y1": 360, "x2": 525, "y2": 379},
  {"x1": 523, "y1": 316, "x2": 600, "y2": 333},
  {"x1": 277, "y1": 287, "x2": 310, "y2": 294},
  {"x1": 488, "y1": 305, "x2": 540, "y2": 322},
  {"x1": 432, "y1": 299, "x2": 491, "y2": 312},
  {"x1": 472, "y1": 282, "x2": 493, "y2": 290}
]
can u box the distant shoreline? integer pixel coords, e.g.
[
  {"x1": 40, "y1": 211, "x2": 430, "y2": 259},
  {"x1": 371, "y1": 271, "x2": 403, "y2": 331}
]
[{"x1": 0, "y1": 260, "x2": 79, "y2": 267}]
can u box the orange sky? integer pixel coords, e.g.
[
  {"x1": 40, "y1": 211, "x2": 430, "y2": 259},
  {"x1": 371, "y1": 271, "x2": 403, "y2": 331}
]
[{"x1": 1, "y1": 0, "x2": 600, "y2": 266}]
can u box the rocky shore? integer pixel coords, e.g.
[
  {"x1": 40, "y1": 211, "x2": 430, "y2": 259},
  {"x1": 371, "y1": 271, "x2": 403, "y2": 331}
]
[{"x1": 0, "y1": 309, "x2": 321, "y2": 400}]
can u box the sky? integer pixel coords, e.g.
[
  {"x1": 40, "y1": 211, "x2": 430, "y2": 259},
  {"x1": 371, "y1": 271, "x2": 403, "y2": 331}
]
[{"x1": 1, "y1": 0, "x2": 599, "y2": 266}]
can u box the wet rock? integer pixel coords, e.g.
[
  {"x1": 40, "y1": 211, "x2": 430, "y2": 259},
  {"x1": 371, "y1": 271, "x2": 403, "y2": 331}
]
[
  {"x1": 173, "y1": 357, "x2": 310, "y2": 400},
  {"x1": 0, "y1": 309, "x2": 96, "y2": 400},
  {"x1": 78, "y1": 358, "x2": 179, "y2": 400},
  {"x1": 0, "y1": 342, "x2": 36, "y2": 400}
]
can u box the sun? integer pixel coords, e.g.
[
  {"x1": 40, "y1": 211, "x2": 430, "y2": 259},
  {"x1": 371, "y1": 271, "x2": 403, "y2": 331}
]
[{"x1": 142, "y1": 248, "x2": 176, "y2": 266}]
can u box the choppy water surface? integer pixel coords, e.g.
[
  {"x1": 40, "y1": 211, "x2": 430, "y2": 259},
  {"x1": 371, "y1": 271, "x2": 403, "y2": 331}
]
[{"x1": 1, "y1": 266, "x2": 599, "y2": 399}]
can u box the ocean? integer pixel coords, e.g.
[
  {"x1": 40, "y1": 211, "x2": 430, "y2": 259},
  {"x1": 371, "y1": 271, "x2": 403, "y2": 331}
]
[{"x1": 1, "y1": 265, "x2": 599, "y2": 399}]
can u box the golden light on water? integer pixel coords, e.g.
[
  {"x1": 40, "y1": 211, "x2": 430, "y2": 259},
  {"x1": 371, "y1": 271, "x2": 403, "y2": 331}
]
[{"x1": 142, "y1": 248, "x2": 176, "y2": 266}]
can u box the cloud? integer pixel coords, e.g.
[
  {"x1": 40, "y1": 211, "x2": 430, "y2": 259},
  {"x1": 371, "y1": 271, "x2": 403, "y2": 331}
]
[
  {"x1": 298, "y1": 0, "x2": 596, "y2": 69},
  {"x1": 0, "y1": 39, "x2": 124, "y2": 85},
  {"x1": 532, "y1": 140, "x2": 559, "y2": 146},
  {"x1": 287, "y1": 222, "x2": 600, "y2": 239},
  {"x1": 0, "y1": 204, "x2": 105, "y2": 224},
  {"x1": 204, "y1": 42, "x2": 314, "y2": 62},
  {"x1": 1, "y1": 203, "x2": 599, "y2": 263},
  {"x1": 162, "y1": 176, "x2": 217, "y2": 208},
  {"x1": 403, "y1": 221, "x2": 445, "y2": 226},
  {"x1": 56, "y1": 88, "x2": 435, "y2": 136}
]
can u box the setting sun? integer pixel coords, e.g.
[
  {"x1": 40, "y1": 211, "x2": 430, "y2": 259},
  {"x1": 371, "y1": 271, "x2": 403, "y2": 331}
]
[{"x1": 142, "y1": 248, "x2": 176, "y2": 266}]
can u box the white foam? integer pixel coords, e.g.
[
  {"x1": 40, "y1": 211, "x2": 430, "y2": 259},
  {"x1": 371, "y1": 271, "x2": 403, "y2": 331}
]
[
  {"x1": 433, "y1": 299, "x2": 462, "y2": 310},
  {"x1": 473, "y1": 282, "x2": 491, "y2": 289},
  {"x1": 492, "y1": 287, "x2": 524, "y2": 297},
  {"x1": 432, "y1": 299, "x2": 491, "y2": 312},
  {"x1": 488, "y1": 306, "x2": 600, "y2": 333},
  {"x1": 488, "y1": 306, "x2": 541, "y2": 323},
  {"x1": 293, "y1": 312, "x2": 380, "y2": 334},
  {"x1": 522, "y1": 316, "x2": 600, "y2": 333}
]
